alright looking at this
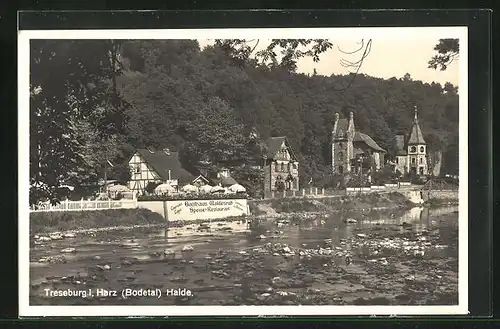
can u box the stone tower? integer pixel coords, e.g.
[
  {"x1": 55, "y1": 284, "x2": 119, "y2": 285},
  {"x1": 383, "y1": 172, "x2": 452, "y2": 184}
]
[
  {"x1": 406, "y1": 106, "x2": 428, "y2": 176},
  {"x1": 332, "y1": 111, "x2": 355, "y2": 174}
]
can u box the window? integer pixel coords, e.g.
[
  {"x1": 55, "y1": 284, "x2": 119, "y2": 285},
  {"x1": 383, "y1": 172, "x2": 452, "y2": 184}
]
[
  {"x1": 339, "y1": 143, "x2": 343, "y2": 148},
  {"x1": 135, "y1": 164, "x2": 141, "y2": 173},
  {"x1": 274, "y1": 162, "x2": 278, "y2": 172},
  {"x1": 338, "y1": 151, "x2": 344, "y2": 161},
  {"x1": 338, "y1": 165, "x2": 344, "y2": 174},
  {"x1": 410, "y1": 146, "x2": 416, "y2": 153},
  {"x1": 420, "y1": 146, "x2": 425, "y2": 153},
  {"x1": 411, "y1": 158, "x2": 416, "y2": 164},
  {"x1": 280, "y1": 163, "x2": 285, "y2": 172},
  {"x1": 396, "y1": 158, "x2": 399, "y2": 164},
  {"x1": 419, "y1": 158, "x2": 423, "y2": 164}
]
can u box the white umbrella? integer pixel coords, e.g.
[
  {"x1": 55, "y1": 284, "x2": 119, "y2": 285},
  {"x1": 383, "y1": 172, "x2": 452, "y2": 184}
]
[
  {"x1": 210, "y1": 185, "x2": 225, "y2": 193},
  {"x1": 154, "y1": 183, "x2": 176, "y2": 194},
  {"x1": 181, "y1": 184, "x2": 198, "y2": 193},
  {"x1": 199, "y1": 185, "x2": 213, "y2": 194},
  {"x1": 228, "y1": 184, "x2": 246, "y2": 193},
  {"x1": 108, "y1": 184, "x2": 130, "y2": 192}
]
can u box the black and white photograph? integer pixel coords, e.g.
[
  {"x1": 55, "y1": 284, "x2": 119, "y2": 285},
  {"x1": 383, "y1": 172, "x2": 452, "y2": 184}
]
[{"x1": 19, "y1": 27, "x2": 468, "y2": 316}]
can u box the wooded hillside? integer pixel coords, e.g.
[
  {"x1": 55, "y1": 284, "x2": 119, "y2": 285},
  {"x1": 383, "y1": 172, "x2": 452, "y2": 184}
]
[{"x1": 30, "y1": 39, "x2": 459, "y2": 203}]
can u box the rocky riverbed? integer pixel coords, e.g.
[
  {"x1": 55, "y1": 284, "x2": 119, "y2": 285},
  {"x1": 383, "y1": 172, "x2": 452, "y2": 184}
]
[{"x1": 29, "y1": 206, "x2": 459, "y2": 306}]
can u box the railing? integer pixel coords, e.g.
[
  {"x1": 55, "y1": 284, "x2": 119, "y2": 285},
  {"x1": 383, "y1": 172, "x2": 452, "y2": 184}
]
[
  {"x1": 265, "y1": 182, "x2": 417, "y2": 199},
  {"x1": 30, "y1": 198, "x2": 138, "y2": 213}
]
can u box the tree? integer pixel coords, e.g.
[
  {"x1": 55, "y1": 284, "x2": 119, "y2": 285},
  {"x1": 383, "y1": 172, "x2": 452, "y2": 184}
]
[
  {"x1": 182, "y1": 96, "x2": 248, "y2": 174},
  {"x1": 30, "y1": 40, "x2": 129, "y2": 205},
  {"x1": 428, "y1": 39, "x2": 459, "y2": 71},
  {"x1": 108, "y1": 162, "x2": 132, "y2": 185}
]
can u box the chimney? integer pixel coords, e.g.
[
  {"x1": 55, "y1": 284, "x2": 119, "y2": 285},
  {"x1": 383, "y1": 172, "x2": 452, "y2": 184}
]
[
  {"x1": 334, "y1": 112, "x2": 339, "y2": 123},
  {"x1": 168, "y1": 169, "x2": 171, "y2": 181},
  {"x1": 349, "y1": 111, "x2": 354, "y2": 121}
]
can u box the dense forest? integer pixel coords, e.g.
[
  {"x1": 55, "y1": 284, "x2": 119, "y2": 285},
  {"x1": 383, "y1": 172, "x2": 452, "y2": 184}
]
[{"x1": 29, "y1": 39, "x2": 459, "y2": 204}]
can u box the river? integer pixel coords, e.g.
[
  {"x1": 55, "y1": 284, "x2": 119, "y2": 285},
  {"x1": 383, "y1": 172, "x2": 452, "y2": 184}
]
[{"x1": 30, "y1": 205, "x2": 459, "y2": 306}]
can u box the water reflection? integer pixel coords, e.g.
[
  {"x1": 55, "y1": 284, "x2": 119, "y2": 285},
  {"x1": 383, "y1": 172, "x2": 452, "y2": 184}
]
[{"x1": 31, "y1": 206, "x2": 458, "y2": 269}]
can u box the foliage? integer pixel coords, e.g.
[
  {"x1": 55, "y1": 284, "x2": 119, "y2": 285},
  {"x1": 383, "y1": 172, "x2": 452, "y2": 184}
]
[
  {"x1": 145, "y1": 182, "x2": 160, "y2": 194},
  {"x1": 30, "y1": 40, "x2": 129, "y2": 205},
  {"x1": 372, "y1": 166, "x2": 398, "y2": 185},
  {"x1": 108, "y1": 162, "x2": 132, "y2": 185},
  {"x1": 428, "y1": 39, "x2": 459, "y2": 71},
  {"x1": 30, "y1": 39, "x2": 459, "y2": 204},
  {"x1": 29, "y1": 208, "x2": 164, "y2": 234}
]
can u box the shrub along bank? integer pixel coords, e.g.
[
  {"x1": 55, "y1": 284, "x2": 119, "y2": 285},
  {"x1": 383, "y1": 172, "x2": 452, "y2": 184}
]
[
  {"x1": 30, "y1": 208, "x2": 165, "y2": 234},
  {"x1": 255, "y1": 192, "x2": 416, "y2": 214}
]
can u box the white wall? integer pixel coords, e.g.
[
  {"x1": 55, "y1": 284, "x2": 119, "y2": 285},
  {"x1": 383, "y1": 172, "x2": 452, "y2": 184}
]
[{"x1": 137, "y1": 199, "x2": 249, "y2": 222}]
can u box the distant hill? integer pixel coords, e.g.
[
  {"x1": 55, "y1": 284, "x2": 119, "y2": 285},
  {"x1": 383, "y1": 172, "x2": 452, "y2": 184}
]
[{"x1": 116, "y1": 40, "x2": 459, "y2": 182}]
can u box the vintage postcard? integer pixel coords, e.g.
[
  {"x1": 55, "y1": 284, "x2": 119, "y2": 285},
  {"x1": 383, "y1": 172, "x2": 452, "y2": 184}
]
[{"x1": 19, "y1": 26, "x2": 468, "y2": 316}]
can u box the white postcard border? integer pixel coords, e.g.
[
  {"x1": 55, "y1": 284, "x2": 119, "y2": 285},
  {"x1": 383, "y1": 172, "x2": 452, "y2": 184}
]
[{"x1": 18, "y1": 26, "x2": 469, "y2": 317}]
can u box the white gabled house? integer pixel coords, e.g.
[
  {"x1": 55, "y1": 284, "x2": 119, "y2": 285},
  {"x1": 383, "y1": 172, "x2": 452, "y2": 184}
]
[{"x1": 127, "y1": 148, "x2": 194, "y2": 193}]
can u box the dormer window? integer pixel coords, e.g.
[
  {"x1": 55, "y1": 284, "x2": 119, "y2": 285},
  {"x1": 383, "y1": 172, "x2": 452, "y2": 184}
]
[
  {"x1": 410, "y1": 146, "x2": 417, "y2": 153},
  {"x1": 420, "y1": 146, "x2": 424, "y2": 153}
]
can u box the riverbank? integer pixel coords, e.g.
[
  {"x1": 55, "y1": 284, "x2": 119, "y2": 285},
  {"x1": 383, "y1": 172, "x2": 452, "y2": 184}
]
[
  {"x1": 30, "y1": 209, "x2": 165, "y2": 235},
  {"x1": 30, "y1": 192, "x2": 420, "y2": 235},
  {"x1": 250, "y1": 192, "x2": 416, "y2": 216}
]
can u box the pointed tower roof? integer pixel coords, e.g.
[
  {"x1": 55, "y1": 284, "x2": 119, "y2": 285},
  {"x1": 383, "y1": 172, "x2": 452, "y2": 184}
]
[{"x1": 407, "y1": 106, "x2": 426, "y2": 145}]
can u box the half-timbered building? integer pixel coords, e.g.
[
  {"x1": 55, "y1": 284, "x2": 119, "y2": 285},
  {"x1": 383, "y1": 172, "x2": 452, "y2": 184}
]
[{"x1": 127, "y1": 148, "x2": 194, "y2": 193}]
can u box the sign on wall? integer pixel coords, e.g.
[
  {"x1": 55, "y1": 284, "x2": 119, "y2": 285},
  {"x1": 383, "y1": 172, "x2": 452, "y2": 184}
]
[{"x1": 166, "y1": 199, "x2": 248, "y2": 221}]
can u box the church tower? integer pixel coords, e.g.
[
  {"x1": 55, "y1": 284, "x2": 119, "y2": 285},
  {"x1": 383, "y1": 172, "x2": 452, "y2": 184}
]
[
  {"x1": 332, "y1": 111, "x2": 355, "y2": 174},
  {"x1": 406, "y1": 106, "x2": 428, "y2": 176}
]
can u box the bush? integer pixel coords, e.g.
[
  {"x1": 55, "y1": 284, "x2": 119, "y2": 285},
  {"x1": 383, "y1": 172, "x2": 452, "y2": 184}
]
[{"x1": 30, "y1": 208, "x2": 165, "y2": 234}]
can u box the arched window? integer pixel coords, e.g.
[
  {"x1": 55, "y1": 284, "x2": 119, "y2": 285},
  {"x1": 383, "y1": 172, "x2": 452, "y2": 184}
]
[
  {"x1": 274, "y1": 162, "x2": 278, "y2": 172},
  {"x1": 410, "y1": 146, "x2": 416, "y2": 153},
  {"x1": 339, "y1": 143, "x2": 343, "y2": 148},
  {"x1": 280, "y1": 162, "x2": 285, "y2": 172},
  {"x1": 338, "y1": 165, "x2": 344, "y2": 174},
  {"x1": 419, "y1": 158, "x2": 423, "y2": 164},
  {"x1": 288, "y1": 162, "x2": 292, "y2": 172},
  {"x1": 420, "y1": 146, "x2": 425, "y2": 153},
  {"x1": 338, "y1": 151, "x2": 344, "y2": 161}
]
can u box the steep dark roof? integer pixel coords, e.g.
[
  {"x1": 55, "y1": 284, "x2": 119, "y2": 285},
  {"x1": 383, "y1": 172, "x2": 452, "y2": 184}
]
[
  {"x1": 408, "y1": 119, "x2": 426, "y2": 145},
  {"x1": 333, "y1": 119, "x2": 349, "y2": 139},
  {"x1": 266, "y1": 136, "x2": 297, "y2": 160},
  {"x1": 395, "y1": 135, "x2": 407, "y2": 155},
  {"x1": 354, "y1": 132, "x2": 386, "y2": 153},
  {"x1": 135, "y1": 149, "x2": 194, "y2": 183}
]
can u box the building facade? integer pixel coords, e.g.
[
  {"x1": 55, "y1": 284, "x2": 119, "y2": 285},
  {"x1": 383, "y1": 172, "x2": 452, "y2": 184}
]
[
  {"x1": 263, "y1": 136, "x2": 300, "y2": 194},
  {"x1": 127, "y1": 148, "x2": 194, "y2": 193},
  {"x1": 331, "y1": 111, "x2": 387, "y2": 174},
  {"x1": 393, "y1": 107, "x2": 428, "y2": 176}
]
